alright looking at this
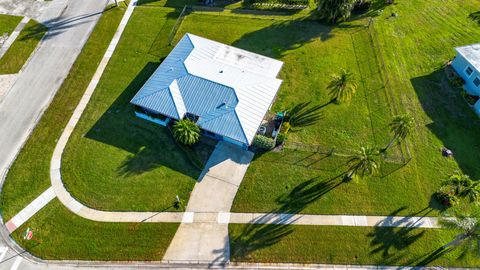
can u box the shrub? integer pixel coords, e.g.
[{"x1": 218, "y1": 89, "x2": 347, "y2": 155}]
[
  {"x1": 435, "y1": 186, "x2": 459, "y2": 207},
  {"x1": 253, "y1": 135, "x2": 275, "y2": 150},
  {"x1": 276, "y1": 132, "x2": 286, "y2": 146},
  {"x1": 353, "y1": 0, "x2": 371, "y2": 12},
  {"x1": 172, "y1": 119, "x2": 200, "y2": 145}
]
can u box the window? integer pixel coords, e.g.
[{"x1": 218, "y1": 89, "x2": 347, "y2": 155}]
[
  {"x1": 204, "y1": 130, "x2": 216, "y2": 137},
  {"x1": 465, "y1": 66, "x2": 474, "y2": 76},
  {"x1": 474, "y1": 77, "x2": 480, "y2": 87},
  {"x1": 186, "y1": 112, "x2": 199, "y2": 122}
]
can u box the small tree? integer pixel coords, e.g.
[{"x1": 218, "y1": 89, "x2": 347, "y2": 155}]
[
  {"x1": 327, "y1": 69, "x2": 357, "y2": 104},
  {"x1": 172, "y1": 119, "x2": 200, "y2": 146},
  {"x1": 382, "y1": 114, "x2": 414, "y2": 152},
  {"x1": 317, "y1": 0, "x2": 357, "y2": 23},
  {"x1": 345, "y1": 146, "x2": 379, "y2": 181},
  {"x1": 439, "y1": 209, "x2": 480, "y2": 252}
]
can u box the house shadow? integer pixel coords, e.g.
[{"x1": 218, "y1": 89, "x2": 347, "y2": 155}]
[
  {"x1": 411, "y1": 69, "x2": 480, "y2": 179},
  {"x1": 84, "y1": 62, "x2": 201, "y2": 179}
]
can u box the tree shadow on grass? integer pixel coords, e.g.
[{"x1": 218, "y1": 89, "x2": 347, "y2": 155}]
[
  {"x1": 230, "y1": 223, "x2": 294, "y2": 261},
  {"x1": 275, "y1": 173, "x2": 345, "y2": 213},
  {"x1": 367, "y1": 207, "x2": 426, "y2": 265},
  {"x1": 411, "y1": 69, "x2": 480, "y2": 179},
  {"x1": 84, "y1": 62, "x2": 203, "y2": 179},
  {"x1": 469, "y1": 11, "x2": 480, "y2": 24},
  {"x1": 232, "y1": 18, "x2": 362, "y2": 59},
  {"x1": 230, "y1": 173, "x2": 344, "y2": 260},
  {"x1": 24, "y1": 6, "x2": 122, "y2": 42}
]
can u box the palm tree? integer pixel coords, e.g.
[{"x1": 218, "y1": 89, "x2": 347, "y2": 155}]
[
  {"x1": 172, "y1": 119, "x2": 200, "y2": 146},
  {"x1": 461, "y1": 178, "x2": 480, "y2": 203},
  {"x1": 317, "y1": 0, "x2": 357, "y2": 23},
  {"x1": 439, "y1": 210, "x2": 480, "y2": 252},
  {"x1": 345, "y1": 146, "x2": 379, "y2": 181},
  {"x1": 327, "y1": 69, "x2": 357, "y2": 104},
  {"x1": 444, "y1": 172, "x2": 471, "y2": 196},
  {"x1": 284, "y1": 102, "x2": 323, "y2": 131},
  {"x1": 382, "y1": 114, "x2": 414, "y2": 152}
]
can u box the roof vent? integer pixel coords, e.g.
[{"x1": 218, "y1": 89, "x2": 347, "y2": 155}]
[
  {"x1": 217, "y1": 102, "x2": 229, "y2": 109},
  {"x1": 219, "y1": 70, "x2": 223, "y2": 73},
  {"x1": 168, "y1": 67, "x2": 174, "y2": 72}
]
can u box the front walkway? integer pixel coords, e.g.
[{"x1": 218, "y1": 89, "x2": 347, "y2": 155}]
[{"x1": 163, "y1": 142, "x2": 254, "y2": 264}]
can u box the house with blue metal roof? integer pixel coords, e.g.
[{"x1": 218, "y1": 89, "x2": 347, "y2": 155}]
[{"x1": 130, "y1": 33, "x2": 284, "y2": 149}]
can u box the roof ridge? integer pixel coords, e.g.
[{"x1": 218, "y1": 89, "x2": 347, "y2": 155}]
[{"x1": 197, "y1": 106, "x2": 236, "y2": 125}]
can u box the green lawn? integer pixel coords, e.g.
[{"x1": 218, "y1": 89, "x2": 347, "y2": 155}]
[
  {"x1": 0, "y1": 19, "x2": 47, "y2": 74},
  {"x1": 60, "y1": 7, "x2": 214, "y2": 212},
  {"x1": 0, "y1": 5, "x2": 127, "y2": 221},
  {"x1": 0, "y1": 14, "x2": 22, "y2": 37},
  {"x1": 12, "y1": 199, "x2": 178, "y2": 260},
  {"x1": 231, "y1": 0, "x2": 480, "y2": 216},
  {"x1": 229, "y1": 224, "x2": 480, "y2": 267}
]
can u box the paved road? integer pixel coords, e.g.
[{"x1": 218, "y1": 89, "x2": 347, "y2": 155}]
[
  {"x1": 0, "y1": 0, "x2": 106, "y2": 268},
  {"x1": 0, "y1": 0, "x2": 107, "y2": 181}
]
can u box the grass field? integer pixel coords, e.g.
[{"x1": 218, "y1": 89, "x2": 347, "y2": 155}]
[
  {"x1": 60, "y1": 7, "x2": 215, "y2": 212},
  {"x1": 12, "y1": 199, "x2": 178, "y2": 260},
  {"x1": 0, "y1": 14, "x2": 22, "y2": 38},
  {"x1": 0, "y1": 5, "x2": 127, "y2": 221},
  {"x1": 2, "y1": 0, "x2": 480, "y2": 264},
  {"x1": 231, "y1": 0, "x2": 480, "y2": 216},
  {"x1": 0, "y1": 19, "x2": 47, "y2": 74},
  {"x1": 229, "y1": 224, "x2": 480, "y2": 267}
]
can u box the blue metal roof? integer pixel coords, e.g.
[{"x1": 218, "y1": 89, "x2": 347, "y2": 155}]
[{"x1": 130, "y1": 35, "x2": 247, "y2": 144}]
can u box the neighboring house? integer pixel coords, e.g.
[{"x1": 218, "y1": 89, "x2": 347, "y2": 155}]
[
  {"x1": 130, "y1": 33, "x2": 283, "y2": 149},
  {"x1": 452, "y1": 44, "x2": 480, "y2": 96}
]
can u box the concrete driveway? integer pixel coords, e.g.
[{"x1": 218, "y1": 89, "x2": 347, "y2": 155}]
[{"x1": 163, "y1": 141, "x2": 254, "y2": 264}]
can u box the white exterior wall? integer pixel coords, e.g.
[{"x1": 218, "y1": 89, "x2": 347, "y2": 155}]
[{"x1": 452, "y1": 53, "x2": 480, "y2": 96}]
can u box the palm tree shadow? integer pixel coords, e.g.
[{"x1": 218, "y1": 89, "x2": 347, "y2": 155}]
[
  {"x1": 367, "y1": 207, "x2": 427, "y2": 264},
  {"x1": 230, "y1": 223, "x2": 294, "y2": 261},
  {"x1": 230, "y1": 172, "x2": 345, "y2": 260},
  {"x1": 275, "y1": 172, "x2": 345, "y2": 213}
]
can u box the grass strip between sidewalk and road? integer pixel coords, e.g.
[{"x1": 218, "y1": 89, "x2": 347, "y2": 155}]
[
  {"x1": 229, "y1": 224, "x2": 480, "y2": 267},
  {"x1": 0, "y1": 14, "x2": 22, "y2": 38},
  {"x1": 0, "y1": 19, "x2": 47, "y2": 74},
  {"x1": 12, "y1": 199, "x2": 179, "y2": 260}
]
